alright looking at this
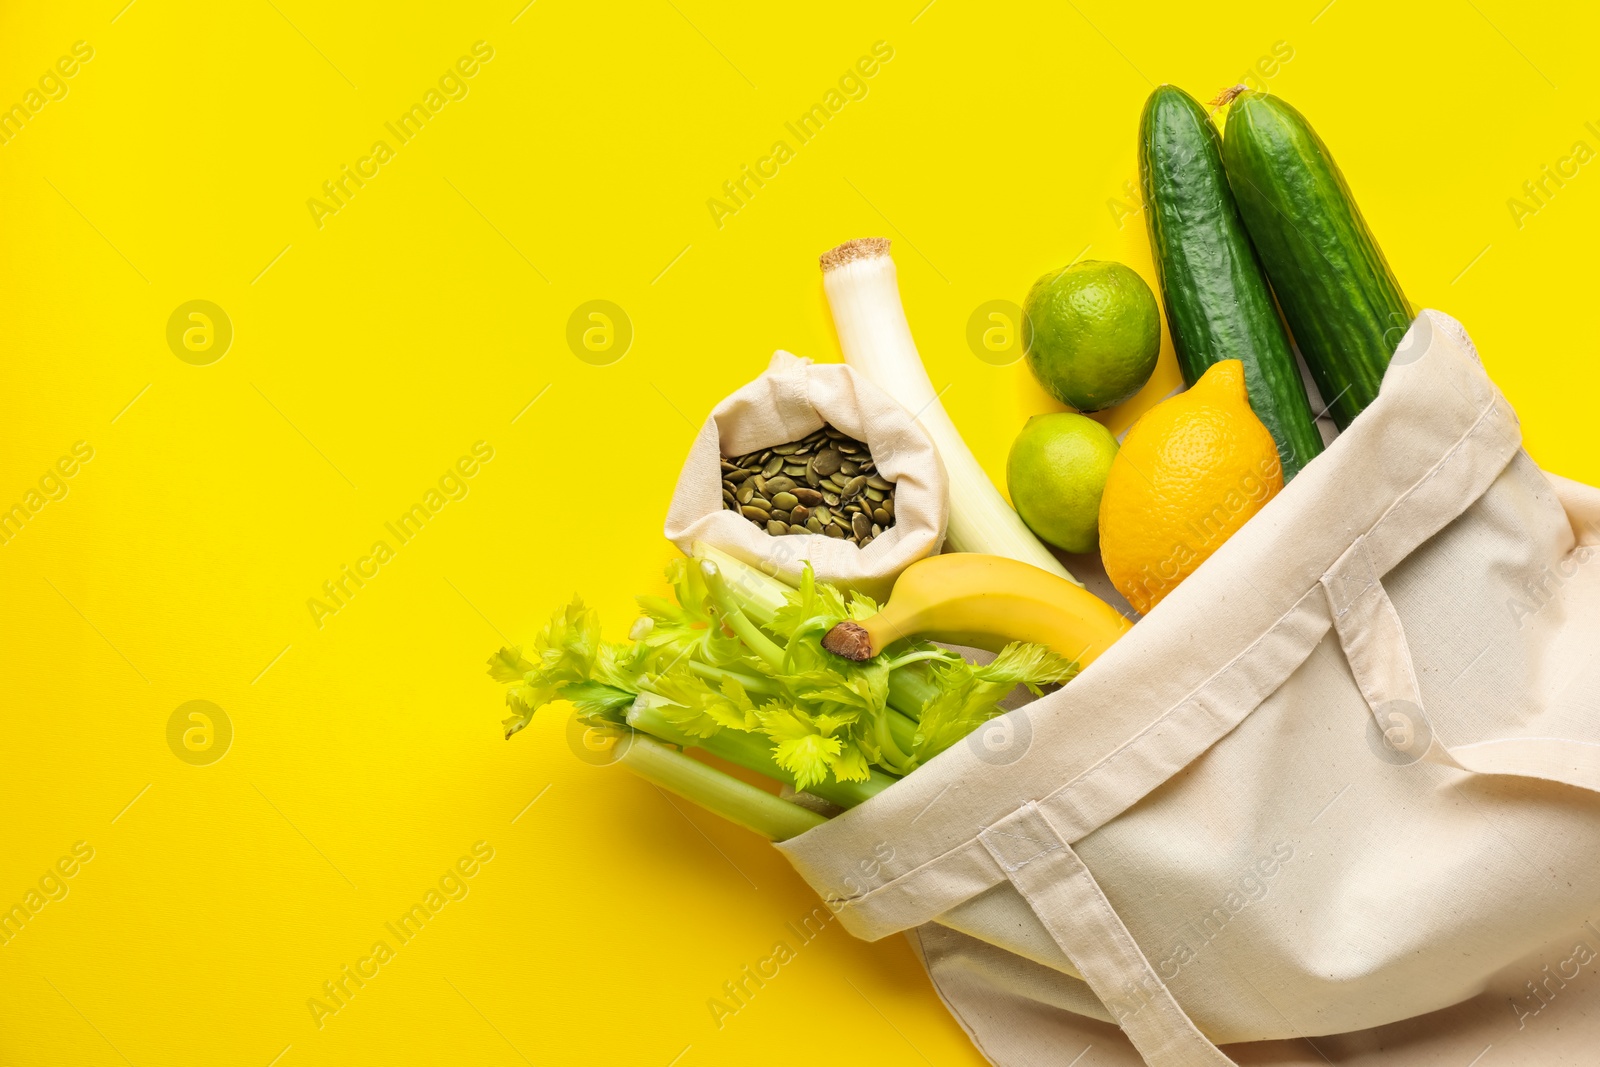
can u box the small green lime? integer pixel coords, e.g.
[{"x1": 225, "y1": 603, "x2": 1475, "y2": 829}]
[
  {"x1": 1023, "y1": 260, "x2": 1161, "y2": 411},
  {"x1": 1006, "y1": 413, "x2": 1120, "y2": 554}
]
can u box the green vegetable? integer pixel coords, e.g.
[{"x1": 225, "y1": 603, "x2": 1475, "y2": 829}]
[
  {"x1": 614, "y1": 731, "x2": 826, "y2": 841},
  {"x1": 1222, "y1": 90, "x2": 1411, "y2": 430},
  {"x1": 627, "y1": 697, "x2": 894, "y2": 809},
  {"x1": 492, "y1": 547, "x2": 1072, "y2": 837},
  {"x1": 1140, "y1": 85, "x2": 1323, "y2": 479},
  {"x1": 913, "y1": 644, "x2": 1074, "y2": 760}
]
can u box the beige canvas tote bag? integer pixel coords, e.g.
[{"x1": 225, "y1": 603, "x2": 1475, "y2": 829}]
[{"x1": 775, "y1": 311, "x2": 1600, "y2": 1066}]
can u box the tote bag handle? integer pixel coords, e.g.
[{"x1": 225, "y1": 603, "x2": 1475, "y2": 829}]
[
  {"x1": 977, "y1": 802, "x2": 1242, "y2": 1066},
  {"x1": 1323, "y1": 533, "x2": 1600, "y2": 788}
]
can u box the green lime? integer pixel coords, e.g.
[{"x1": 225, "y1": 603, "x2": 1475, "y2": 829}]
[
  {"x1": 1023, "y1": 260, "x2": 1161, "y2": 411},
  {"x1": 1006, "y1": 413, "x2": 1120, "y2": 554}
]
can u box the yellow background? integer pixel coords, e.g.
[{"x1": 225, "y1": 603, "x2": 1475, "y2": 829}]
[{"x1": 2, "y1": 0, "x2": 1596, "y2": 1063}]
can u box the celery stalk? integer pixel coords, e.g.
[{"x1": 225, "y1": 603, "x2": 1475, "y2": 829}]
[
  {"x1": 616, "y1": 733, "x2": 825, "y2": 841},
  {"x1": 628, "y1": 702, "x2": 894, "y2": 809},
  {"x1": 687, "y1": 660, "x2": 777, "y2": 696},
  {"x1": 887, "y1": 707, "x2": 919, "y2": 753},
  {"x1": 888, "y1": 661, "x2": 938, "y2": 719},
  {"x1": 699, "y1": 560, "x2": 787, "y2": 668},
  {"x1": 693, "y1": 542, "x2": 792, "y2": 625}
]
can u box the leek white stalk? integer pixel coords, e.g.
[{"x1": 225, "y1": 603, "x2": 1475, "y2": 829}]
[{"x1": 820, "y1": 238, "x2": 1079, "y2": 584}]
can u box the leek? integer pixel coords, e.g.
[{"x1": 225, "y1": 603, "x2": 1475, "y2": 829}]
[{"x1": 820, "y1": 238, "x2": 1079, "y2": 585}]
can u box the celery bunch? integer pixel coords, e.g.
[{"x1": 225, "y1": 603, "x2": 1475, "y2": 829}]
[{"x1": 490, "y1": 548, "x2": 1074, "y2": 839}]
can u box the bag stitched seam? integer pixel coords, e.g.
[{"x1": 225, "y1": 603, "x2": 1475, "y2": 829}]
[{"x1": 978, "y1": 811, "x2": 1066, "y2": 873}]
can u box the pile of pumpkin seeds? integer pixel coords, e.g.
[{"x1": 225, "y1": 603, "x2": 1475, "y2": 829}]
[{"x1": 721, "y1": 424, "x2": 895, "y2": 547}]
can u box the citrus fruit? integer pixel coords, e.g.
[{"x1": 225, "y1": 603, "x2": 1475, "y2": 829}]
[
  {"x1": 1098, "y1": 360, "x2": 1283, "y2": 614},
  {"x1": 1006, "y1": 413, "x2": 1119, "y2": 554},
  {"x1": 1024, "y1": 260, "x2": 1161, "y2": 411}
]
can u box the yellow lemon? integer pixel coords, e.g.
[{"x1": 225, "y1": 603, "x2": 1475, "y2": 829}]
[{"x1": 1099, "y1": 360, "x2": 1284, "y2": 614}]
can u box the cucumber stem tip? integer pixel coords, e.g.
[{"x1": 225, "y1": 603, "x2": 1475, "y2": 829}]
[{"x1": 1209, "y1": 84, "x2": 1248, "y2": 109}]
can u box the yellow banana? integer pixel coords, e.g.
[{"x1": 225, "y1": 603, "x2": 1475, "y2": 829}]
[{"x1": 822, "y1": 553, "x2": 1132, "y2": 665}]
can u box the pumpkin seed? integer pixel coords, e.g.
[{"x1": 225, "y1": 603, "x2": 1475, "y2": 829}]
[{"x1": 717, "y1": 423, "x2": 897, "y2": 546}]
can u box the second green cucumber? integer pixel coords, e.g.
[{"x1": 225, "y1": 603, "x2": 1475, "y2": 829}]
[
  {"x1": 1140, "y1": 84, "x2": 1323, "y2": 480},
  {"x1": 1222, "y1": 90, "x2": 1411, "y2": 430}
]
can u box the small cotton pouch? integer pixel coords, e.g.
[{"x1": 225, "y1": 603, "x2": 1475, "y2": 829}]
[{"x1": 664, "y1": 351, "x2": 947, "y2": 600}]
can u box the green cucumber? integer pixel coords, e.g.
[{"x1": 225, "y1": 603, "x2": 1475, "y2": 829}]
[
  {"x1": 1140, "y1": 85, "x2": 1323, "y2": 480},
  {"x1": 1222, "y1": 90, "x2": 1411, "y2": 430}
]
